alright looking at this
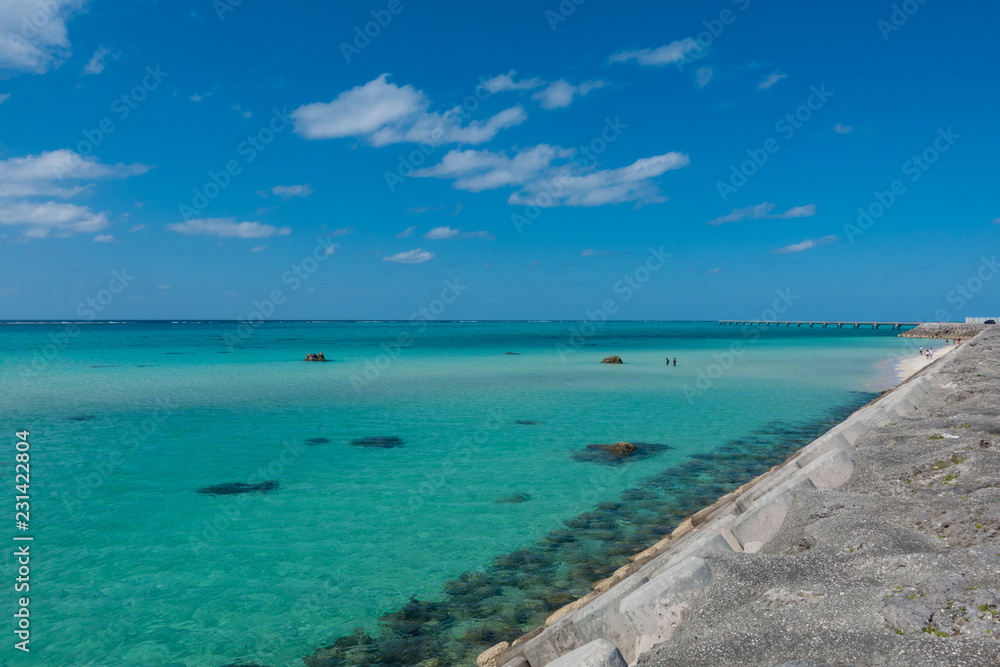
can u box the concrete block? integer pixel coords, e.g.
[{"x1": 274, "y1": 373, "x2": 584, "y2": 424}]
[
  {"x1": 794, "y1": 432, "x2": 855, "y2": 469},
  {"x1": 519, "y1": 615, "x2": 586, "y2": 667},
  {"x1": 546, "y1": 639, "x2": 627, "y2": 667},
  {"x1": 799, "y1": 447, "x2": 854, "y2": 490},
  {"x1": 731, "y1": 487, "x2": 799, "y2": 552},
  {"x1": 734, "y1": 463, "x2": 804, "y2": 513},
  {"x1": 498, "y1": 658, "x2": 529, "y2": 667},
  {"x1": 570, "y1": 570, "x2": 652, "y2": 665},
  {"x1": 619, "y1": 557, "x2": 713, "y2": 661}
]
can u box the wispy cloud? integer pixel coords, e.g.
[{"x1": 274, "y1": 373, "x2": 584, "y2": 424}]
[
  {"x1": 167, "y1": 218, "x2": 292, "y2": 239},
  {"x1": 424, "y1": 226, "x2": 459, "y2": 239},
  {"x1": 92, "y1": 234, "x2": 115, "y2": 242},
  {"x1": 772, "y1": 235, "x2": 838, "y2": 254},
  {"x1": 703, "y1": 268, "x2": 724, "y2": 274},
  {"x1": 610, "y1": 39, "x2": 699, "y2": 66},
  {"x1": 0, "y1": 150, "x2": 151, "y2": 198},
  {"x1": 758, "y1": 72, "x2": 787, "y2": 90},
  {"x1": 0, "y1": 93, "x2": 8, "y2": 104},
  {"x1": 696, "y1": 67, "x2": 714, "y2": 87},
  {"x1": 833, "y1": 123, "x2": 853, "y2": 134},
  {"x1": 531, "y1": 79, "x2": 605, "y2": 109},
  {"x1": 330, "y1": 226, "x2": 354, "y2": 236},
  {"x1": 707, "y1": 202, "x2": 816, "y2": 226},
  {"x1": 581, "y1": 248, "x2": 621, "y2": 256},
  {"x1": 383, "y1": 248, "x2": 434, "y2": 264},
  {"x1": 417, "y1": 145, "x2": 689, "y2": 208},
  {"x1": 258, "y1": 184, "x2": 314, "y2": 200},
  {"x1": 397, "y1": 225, "x2": 417, "y2": 238},
  {"x1": 251, "y1": 245, "x2": 267, "y2": 252},
  {"x1": 83, "y1": 46, "x2": 118, "y2": 75},
  {"x1": 292, "y1": 74, "x2": 526, "y2": 146},
  {"x1": 481, "y1": 70, "x2": 544, "y2": 93}
]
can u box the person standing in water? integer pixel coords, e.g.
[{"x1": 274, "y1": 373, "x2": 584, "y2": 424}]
[{"x1": 673, "y1": 357, "x2": 677, "y2": 366}]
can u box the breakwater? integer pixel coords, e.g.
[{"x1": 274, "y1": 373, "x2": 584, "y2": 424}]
[{"x1": 487, "y1": 328, "x2": 1000, "y2": 666}]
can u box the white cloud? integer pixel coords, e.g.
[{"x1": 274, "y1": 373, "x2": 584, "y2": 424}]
[
  {"x1": 251, "y1": 245, "x2": 267, "y2": 252},
  {"x1": 758, "y1": 72, "x2": 787, "y2": 90},
  {"x1": 0, "y1": 150, "x2": 151, "y2": 198},
  {"x1": 424, "y1": 226, "x2": 459, "y2": 239},
  {"x1": 0, "y1": 0, "x2": 87, "y2": 75},
  {"x1": 407, "y1": 204, "x2": 446, "y2": 214},
  {"x1": 610, "y1": 39, "x2": 699, "y2": 66},
  {"x1": 270, "y1": 184, "x2": 314, "y2": 200},
  {"x1": 128, "y1": 224, "x2": 146, "y2": 232},
  {"x1": 83, "y1": 45, "x2": 117, "y2": 75},
  {"x1": 581, "y1": 248, "x2": 620, "y2": 256},
  {"x1": 92, "y1": 233, "x2": 114, "y2": 242},
  {"x1": 703, "y1": 268, "x2": 724, "y2": 274},
  {"x1": 417, "y1": 145, "x2": 689, "y2": 208},
  {"x1": 772, "y1": 235, "x2": 837, "y2": 254},
  {"x1": 416, "y1": 144, "x2": 571, "y2": 192},
  {"x1": 834, "y1": 123, "x2": 853, "y2": 134},
  {"x1": 383, "y1": 248, "x2": 434, "y2": 264},
  {"x1": 167, "y1": 218, "x2": 291, "y2": 239},
  {"x1": 482, "y1": 70, "x2": 544, "y2": 93},
  {"x1": 531, "y1": 79, "x2": 605, "y2": 110},
  {"x1": 0, "y1": 200, "x2": 108, "y2": 238},
  {"x1": 157, "y1": 284, "x2": 172, "y2": 290},
  {"x1": 696, "y1": 67, "x2": 714, "y2": 88},
  {"x1": 707, "y1": 203, "x2": 816, "y2": 226},
  {"x1": 397, "y1": 225, "x2": 417, "y2": 238},
  {"x1": 0, "y1": 94, "x2": 9, "y2": 104},
  {"x1": 330, "y1": 226, "x2": 354, "y2": 236},
  {"x1": 292, "y1": 73, "x2": 526, "y2": 146}
]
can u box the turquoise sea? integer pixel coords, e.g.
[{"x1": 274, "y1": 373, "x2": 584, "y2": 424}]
[{"x1": 0, "y1": 321, "x2": 921, "y2": 666}]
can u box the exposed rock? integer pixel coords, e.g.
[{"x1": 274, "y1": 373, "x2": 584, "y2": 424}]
[
  {"x1": 505, "y1": 352, "x2": 520, "y2": 355},
  {"x1": 601, "y1": 355, "x2": 624, "y2": 364},
  {"x1": 573, "y1": 441, "x2": 667, "y2": 465},
  {"x1": 515, "y1": 420, "x2": 545, "y2": 425},
  {"x1": 196, "y1": 481, "x2": 278, "y2": 495},
  {"x1": 899, "y1": 322, "x2": 987, "y2": 340},
  {"x1": 304, "y1": 352, "x2": 327, "y2": 362},
  {"x1": 350, "y1": 436, "x2": 404, "y2": 448},
  {"x1": 305, "y1": 437, "x2": 330, "y2": 445},
  {"x1": 66, "y1": 415, "x2": 96, "y2": 421},
  {"x1": 477, "y1": 641, "x2": 510, "y2": 667}
]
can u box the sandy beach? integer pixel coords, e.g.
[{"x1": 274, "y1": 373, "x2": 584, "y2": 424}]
[{"x1": 893, "y1": 343, "x2": 957, "y2": 382}]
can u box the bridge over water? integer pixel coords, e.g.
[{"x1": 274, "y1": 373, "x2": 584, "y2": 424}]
[{"x1": 718, "y1": 320, "x2": 920, "y2": 329}]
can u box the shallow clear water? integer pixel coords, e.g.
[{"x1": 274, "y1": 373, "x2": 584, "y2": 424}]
[{"x1": 0, "y1": 321, "x2": 916, "y2": 666}]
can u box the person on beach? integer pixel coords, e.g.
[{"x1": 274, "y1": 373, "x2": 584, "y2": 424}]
[
  {"x1": 673, "y1": 357, "x2": 677, "y2": 366},
  {"x1": 666, "y1": 357, "x2": 670, "y2": 367},
  {"x1": 930, "y1": 347, "x2": 934, "y2": 359},
  {"x1": 919, "y1": 346, "x2": 924, "y2": 356}
]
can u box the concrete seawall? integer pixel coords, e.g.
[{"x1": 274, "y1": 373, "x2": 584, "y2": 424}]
[{"x1": 482, "y1": 328, "x2": 1000, "y2": 667}]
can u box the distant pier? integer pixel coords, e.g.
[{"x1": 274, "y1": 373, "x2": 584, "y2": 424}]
[{"x1": 718, "y1": 320, "x2": 919, "y2": 329}]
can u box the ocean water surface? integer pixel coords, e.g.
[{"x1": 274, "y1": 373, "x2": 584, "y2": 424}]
[{"x1": 0, "y1": 321, "x2": 918, "y2": 666}]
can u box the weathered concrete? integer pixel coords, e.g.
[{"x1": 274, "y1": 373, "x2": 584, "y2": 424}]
[
  {"x1": 639, "y1": 328, "x2": 1000, "y2": 666},
  {"x1": 900, "y1": 322, "x2": 987, "y2": 340},
  {"x1": 546, "y1": 640, "x2": 627, "y2": 667}
]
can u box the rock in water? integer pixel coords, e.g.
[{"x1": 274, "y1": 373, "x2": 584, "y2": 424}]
[
  {"x1": 573, "y1": 441, "x2": 667, "y2": 465},
  {"x1": 304, "y1": 353, "x2": 327, "y2": 362},
  {"x1": 197, "y1": 481, "x2": 279, "y2": 495},
  {"x1": 515, "y1": 420, "x2": 545, "y2": 425},
  {"x1": 495, "y1": 493, "x2": 531, "y2": 504},
  {"x1": 305, "y1": 437, "x2": 330, "y2": 445},
  {"x1": 605, "y1": 441, "x2": 637, "y2": 455},
  {"x1": 66, "y1": 415, "x2": 96, "y2": 421},
  {"x1": 601, "y1": 355, "x2": 623, "y2": 364},
  {"x1": 350, "y1": 436, "x2": 404, "y2": 448}
]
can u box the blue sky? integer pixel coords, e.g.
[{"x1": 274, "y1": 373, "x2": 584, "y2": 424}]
[{"x1": 1, "y1": 0, "x2": 997, "y2": 320}]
